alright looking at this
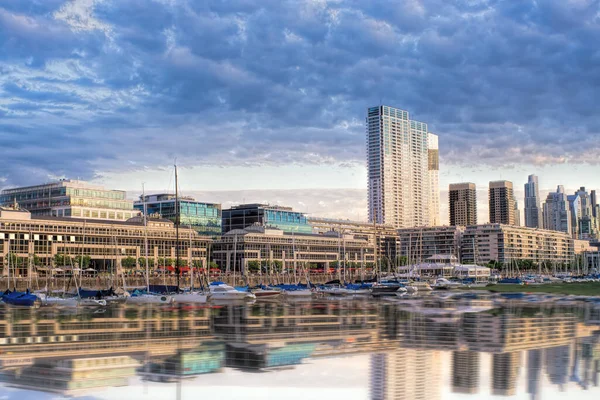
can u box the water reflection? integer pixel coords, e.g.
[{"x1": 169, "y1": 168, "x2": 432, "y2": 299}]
[{"x1": 0, "y1": 294, "x2": 599, "y2": 399}]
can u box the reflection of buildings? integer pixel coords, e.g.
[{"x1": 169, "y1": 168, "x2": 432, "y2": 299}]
[
  {"x1": 141, "y1": 343, "x2": 225, "y2": 382},
  {"x1": 370, "y1": 349, "x2": 441, "y2": 400},
  {"x1": 527, "y1": 349, "x2": 543, "y2": 400},
  {"x1": 1, "y1": 355, "x2": 139, "y2": 395},
  {"x1": 545, "y1": 344, "x2": 572, "y2": 390},
  {"x1": 452, "y1": 351, "x2": 480, "y2": 394},
  {"x1": 492, "y1": 352, "x2": 522, "y2": 396},
  {"x1": 226, "y1": 342, "x2": 316, "y2": 371}
]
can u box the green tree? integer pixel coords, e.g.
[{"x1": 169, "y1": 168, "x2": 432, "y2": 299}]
[
  {"x1": 396, "y1": 256, "x2": 408, "y2": 266},
  {"x1": 74, "y1": 255, "x2": 91, "y2": 269},
  {"x1": 247, "y1": 260, "x2": 260, "y2": 273},
  {"x1": 208, "y1": 261, "x2": 220, "y2": 270},
  {"x1": 121, "y1": 256, "x2": 137, "y2": 269},
  {"x1": 272, "y1": 260, "x2": 283, "y2": 271},
  {"x1": 191, "y1": 259, "x2": 203, "y2": 269},
  {"x1": 54, "y1": 253, "x2": 73, "y2": 267},
  {"x1": 138, "y1": 257, "x2": 155, "y2": 268}
]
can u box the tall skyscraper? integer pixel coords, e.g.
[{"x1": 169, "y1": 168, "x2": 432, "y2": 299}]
[
  {"x1": 524, "y1": 174, "x2": 542, "y2": 228},
  {"x1": 428, "y1": 133, "x2": 440, "y2": 226},
  {"x1": 543, "y1": 186, "x2": 572, "y2": 235},
  {"x1": 449, "y1": 183, "x2": 477, "y2": 226},
  {"x1": 568, "y1": 187, "x2": 595, "y2": 239},
  {"x1": 489, "y1": 181, "x2": 516, "y2": 225},
  {"x1": 514, "y1": 198, "x2": 521, "y2": 226},
  {"x1": 366, "y1": 105, "x2": 438, "y2": 228}
]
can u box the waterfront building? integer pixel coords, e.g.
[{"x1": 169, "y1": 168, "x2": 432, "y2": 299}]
[
  {"x1": 308, "y1": 217, "x2": 399, "y2": 264},
  {"x1": 428, "y1": 133, "x2": 440, "y2": 226},
  {"x1": 448, "y1": 183, "x2": 477, "y2": 226},
  {"x1": 0, "y1": 208, "x2": 210, "y2": 276},
  {"x1": 397, "y1": 226, "x2": 464, "y2": 262},
  {"x1": 212, "y1": 225, "x2": 375, "y2": 273},
  {"x1": 460, "y1": 224, "x2": 574, "y2": 265},
  {"x1": 366, "y1": 105, "x2": 437, "y2": 228},
  {"x1": 221, "y1": 204, "x2": 311, "y2": 234},
  {"x1": 489, "y1": 181, "x2": 516, "y2": 225},
  {"x1": 524, "y1": 175, "x2": 543, "y2": 228},
  {"x1": 0, "y1": 179, "x2": 138, "y2": 221},
  {"x1": 543, "y1": 186, "x2": 572, "y2": 235},
  {"x1": 134, "y1": 193, "x2": 221, "y2": 236}
]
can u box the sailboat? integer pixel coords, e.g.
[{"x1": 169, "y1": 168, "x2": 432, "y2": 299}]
[
  {"x1": 171, "y1": 224, "x2": 208, "y2": 304},
  {"x1": 1, "y1": 238, "x2": 41, "y2": 308}
]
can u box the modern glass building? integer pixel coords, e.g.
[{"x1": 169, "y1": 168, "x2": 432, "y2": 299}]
[
  {"x1": 221, "y1": 204, "x2": 312, "y2": 234},
  {"x1": 134, "y1": 194, "x2": 221, "y2": 236},
  {"x1": 0, "y1": 179, "x2": 137, "y2": 221}
]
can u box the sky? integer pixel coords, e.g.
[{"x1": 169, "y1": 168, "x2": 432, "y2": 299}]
[{"x1": 1, "y1": 0, "x2": 600, "y2": 223}]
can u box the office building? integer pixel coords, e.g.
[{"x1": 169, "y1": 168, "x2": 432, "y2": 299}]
[
  {"x1": 135, "y1": 193, "x2": 221, "y2": 236},
  {"x1": 366, "y1": 105, "x2": 437, "y2": 228},
  {"x1": 221, "y1": 204, "x2": 311, "y2": 234},
  {"x1": 0, "y1": 207, "x2": 211, "y2": 276},
  {"x1": 0, "y1": 179, "x2": 138, "y2": 221},
  {"x1": 309, "y1": 217, "x2": 399, "y2": 264},
  {"x1": 428, "y1": 133, "x2": 440, "y2": 226},
  {"x1": 543, "y1": 186, "x2": 572, "y2": 235},
  {"x1": 524, "y1": 175, "x2": 543, "y2": 228},
  {"x1": 568, "y1": 187, "x2": 596, "y2": 239},
  {"x1": 448, "y1": 183, "x2": 477, "y2": 226},
  {"x1": 397, "y1": 226, "x2": 464, "y2": 261},
  {"x1": 460, "y1": 224, "x2": 574, "y2": 265},
  {"x1": 489, "y1": 181, "x2": 516, "y2": 225},
  {"x1": 514, "y1": 199, "x2": 521, "y2": 226},
  {"x1": 212, "y1": 225, "x2": 375, "y2": 272}
]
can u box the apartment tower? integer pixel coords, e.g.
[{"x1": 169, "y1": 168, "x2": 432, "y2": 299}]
[
  {"x1": 489, "y1": 181, "x2": 516, "y2": 225},
  {"x1": 524, "y1": 174, "x2": 542, "y2": 228},
  {"x1": 367, "y1": 105, "x2": 438, "y2": 228},
  {"x1": 448, "y1": 182, "x2": 477, "y2": 226},
  {"x1": 543, "y1": 186, "x2": 572, "y2": 235}
]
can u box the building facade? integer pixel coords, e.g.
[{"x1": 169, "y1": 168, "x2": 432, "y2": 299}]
[
  {"x1": 212, "y1": 226, "x2": 375, "y2": 272},
  {"x1": 460, "y1": 224, "x2": 574, "y2": 265},
  {"x1": 428, "y1": 133, "x2": 440, "y2": 226},
  {"x1": 489, "y1": 181, "x2": 516, "y2": 225},
  {"x1": 308, "y1": 217, "x2": 399, "y2": 263},
  {"x1": 397, "y1": 226, "x2": 464, "y2": 262},
  {"x1": 0, "y1": 180, "x2": 138, "y2": 221},
  {"x1": 568, "y1": 187, "x2": 597, "y2": 239},
  {"x1": 448, "y1": 183, "x2": 477, "y2": 226},
  {"x1": 134, "y1": 194, "x2": 221, "y2": 236},
  {"x1": 0, "y1": 208, "x2": 211, "y2": 276},
  {"x1": 524, "y1": 174, "x2": 543, "y2": 228},
  {"x1": 366, "y1": 105, "x2": 437, "y2": 228},
  {"x1": 543, "y1": 185, "x2": 572, "y2": 235},
  {"x1": 221, "y1": 204, "x2": 311, "y2": 234}
]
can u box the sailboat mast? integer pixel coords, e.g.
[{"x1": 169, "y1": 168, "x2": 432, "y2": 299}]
[
  {"x1": 175, "y1": 163, "x2": 180, "y2": 289},
  {"x1": 143, "y1": 183, "x2": 149, "y2": 292}
]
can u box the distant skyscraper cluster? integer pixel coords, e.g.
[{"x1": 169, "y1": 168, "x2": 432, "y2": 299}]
[{"x1": 367, "y1": 105, "x2": 440, "y2": 229}]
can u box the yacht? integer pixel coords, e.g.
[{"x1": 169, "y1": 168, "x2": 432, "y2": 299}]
[
  {"x1": 209, "y1": 282, "x2": 256, "y2": 300},
  {"x1": 171, "y1": 291, "x2": 209, "y2": 303},
  {"x1": 127, "y1": 292, "x2": 175, "y2": 304},
  {"x1": 432, "y1": 278, "x2": 462, "y2": 290}
]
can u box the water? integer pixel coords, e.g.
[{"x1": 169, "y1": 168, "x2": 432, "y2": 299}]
[{"x1": 0, "y1": 293, "x2": 599, "y2": 399}]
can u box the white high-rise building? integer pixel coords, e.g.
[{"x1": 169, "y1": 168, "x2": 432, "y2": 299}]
[
  {"x1": 367, "y1": 105, "x2": 438, "y2": 228},
  {"x1": 524, "y1": 174, "x2": 542, "y2": 228},
  {"x1": 543, "y1": 185, "x2": 572, "y2": 235}
]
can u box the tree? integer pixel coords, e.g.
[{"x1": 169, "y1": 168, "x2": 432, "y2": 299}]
[
  {"x1": 396, "y1": 256, "x2": 408, "y2": 266},
  {"x1": 273, "y1": 260, "x2": 283, "y2": 271},
  {"x1": 121, "y1": 256, "x2": 137, "y2": 269},
  {"x1": 247, "y1": 260, "x2": 260, "y2": 273},
  {"x1": 75, "y1": 255, "x2": 91, "y2": 269},
  {"x1": 208, "y1": 261, "x2": 219, "y2": 270},
  {"x1": 191, "y1": 259, "x2": 203, "y2": 269},
  {"x1": 54, "y1": 253, "x2": 73, "y2": 267},
  {"x1": 138, "y1": 257, "x2": 155, "y2": 268}
]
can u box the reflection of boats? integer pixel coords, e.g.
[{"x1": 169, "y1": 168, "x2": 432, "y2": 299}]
[
  {"x1": 209, "y1": 282, "x2": 256, "y2": 300},
  {"x1": 411, "y1": 281, "x2": 433, "y2": 291}
]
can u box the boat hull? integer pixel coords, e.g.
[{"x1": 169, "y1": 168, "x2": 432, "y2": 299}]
[
  {"x1": 127, "y1": 294, "x2": 174, "y2": 304},
  {"x1": 171, "y1": 293, "x2": 208, "y2": 303}
]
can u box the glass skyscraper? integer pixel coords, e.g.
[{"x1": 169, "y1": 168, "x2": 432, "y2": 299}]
[
  {"x1": 524, "y1": 174, "x2": 542, "y2": 228},
  {"x1": 221, "y1": 204, "x2": 312, "y2": 234},
  {"x1": 367, "y1": 105, "x2": 439, "y2": 228}
]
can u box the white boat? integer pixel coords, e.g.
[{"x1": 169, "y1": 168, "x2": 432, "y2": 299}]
[
  {"x1": 283, "y1": 289, "x2": 313, "y2": 298},
  {"x1": 209, "y1": 284, "x2": 256, "y2": 300},
  {"x1": 38, "y1": 294, "x2": 107, "y2": 307},
  {"x1": 319, "y1": 286, "x2": 350, "y2": 296},
  {"x1": 127, "y1": 293, "x2": 174, "y2": 304},
  {"x1": 171, "y1": 292, "x2": 209, "y2": 303},
  {"x1": 405, "y1": 285, "x2": 418, "y2": 293},
  {"x1": 251, "y1": 288, "x2": 282, "y2": 299},
  {"x1": 432, "y1": 278, "x2": 462, "y2": 290},
  {"x1": 411, "y1": 281, "x2": 433, "y2": 291}
]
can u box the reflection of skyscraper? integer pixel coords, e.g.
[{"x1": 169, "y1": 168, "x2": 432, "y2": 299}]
[
  {"x1": 527, "y1": 349, "x2": 543, "y2": 400},
  {"x1": 545, "y1": 344, "x2": 572, "y2": 390},
  {"x1": 370, "y1": 349, "x2": 441, "y2": 400},
  {"x1": 492, "y1": 352, "x2": 522, "y2": 396},
  {"x1": 452, "y1": 351, "x2": 480, "y2": 394}
]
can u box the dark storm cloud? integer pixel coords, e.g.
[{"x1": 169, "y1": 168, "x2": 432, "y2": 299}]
[{"x1": 1, "y1": 0, "x2": 600, "y2": 187}]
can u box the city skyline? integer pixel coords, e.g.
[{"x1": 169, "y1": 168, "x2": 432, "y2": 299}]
[{"x1": 1, "y1": 1, "x2": 599, "y2": 227}]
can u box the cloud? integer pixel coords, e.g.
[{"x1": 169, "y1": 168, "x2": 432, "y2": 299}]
[{"x1": 1, "y1": 0, "x2": 600, "y2": 189}]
